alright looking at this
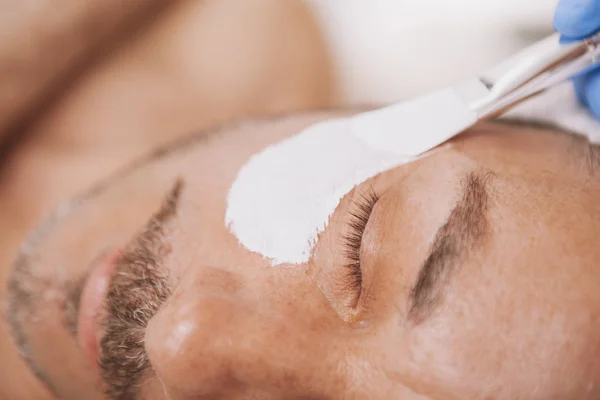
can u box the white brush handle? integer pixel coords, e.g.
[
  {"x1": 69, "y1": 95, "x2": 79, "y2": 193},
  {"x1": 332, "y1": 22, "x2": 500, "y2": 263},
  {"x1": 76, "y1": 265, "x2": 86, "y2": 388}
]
[{"x1": 473, "y1": 32, "x2": 600, "y2": 118}]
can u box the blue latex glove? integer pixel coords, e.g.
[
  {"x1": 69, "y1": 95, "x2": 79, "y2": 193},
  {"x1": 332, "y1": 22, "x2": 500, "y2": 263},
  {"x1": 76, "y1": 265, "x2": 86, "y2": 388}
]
[{"x1": 555, "y1": 0, "x2": 600, "y2": 118}]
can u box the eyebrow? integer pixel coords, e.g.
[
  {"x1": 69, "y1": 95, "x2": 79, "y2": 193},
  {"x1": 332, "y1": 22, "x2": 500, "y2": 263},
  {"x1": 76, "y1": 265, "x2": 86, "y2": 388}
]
[{"x1": 408, "y1": 171, "x2": 493, "y2": 324}]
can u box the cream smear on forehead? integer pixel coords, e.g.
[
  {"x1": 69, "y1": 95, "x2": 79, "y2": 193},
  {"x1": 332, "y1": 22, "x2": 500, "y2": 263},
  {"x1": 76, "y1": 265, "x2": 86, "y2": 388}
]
[{"x1": 225, "y1": 117, "x2": 424, "y2": 265}]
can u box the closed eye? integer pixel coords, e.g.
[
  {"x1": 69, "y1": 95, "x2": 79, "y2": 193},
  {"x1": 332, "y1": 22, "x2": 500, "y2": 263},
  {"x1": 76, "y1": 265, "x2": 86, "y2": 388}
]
[{"x1": 341, "y1": 187, "x2": 379, "y2": 307}]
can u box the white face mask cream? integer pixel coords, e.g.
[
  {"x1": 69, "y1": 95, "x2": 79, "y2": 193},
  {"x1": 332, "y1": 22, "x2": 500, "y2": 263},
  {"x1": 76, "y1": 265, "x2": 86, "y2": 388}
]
[{"x1": 225, "y1": 116, "x2": 427, "y2": 265}]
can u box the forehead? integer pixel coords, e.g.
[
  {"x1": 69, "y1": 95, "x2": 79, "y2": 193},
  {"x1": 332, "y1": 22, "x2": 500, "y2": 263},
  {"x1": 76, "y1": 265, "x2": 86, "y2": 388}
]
[{"x1": 22, "y1": 117, "x2": 599, "y2": 267}]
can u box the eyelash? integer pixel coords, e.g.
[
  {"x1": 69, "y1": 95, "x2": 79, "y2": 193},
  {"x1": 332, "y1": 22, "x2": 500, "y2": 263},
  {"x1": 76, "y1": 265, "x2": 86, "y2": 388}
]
[{"x1": 342, "y1": 188, "x2": 379, "y2": 294}]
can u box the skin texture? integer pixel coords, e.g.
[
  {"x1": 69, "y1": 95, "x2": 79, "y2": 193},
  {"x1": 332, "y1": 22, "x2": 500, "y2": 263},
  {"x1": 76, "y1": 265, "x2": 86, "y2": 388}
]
[
  {"x1": 0, "y1": 1, "x2": 334, "y2": 398},
  {"x1": 5, "y1": 112, "x2": 600, "y2": 400}
]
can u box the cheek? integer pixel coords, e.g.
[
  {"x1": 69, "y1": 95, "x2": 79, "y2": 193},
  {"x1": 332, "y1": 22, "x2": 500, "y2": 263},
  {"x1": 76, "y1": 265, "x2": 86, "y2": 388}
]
[
  {"x1": 144, "y1": 265, "x2": 354, "y2": 398},
  {"x1": 405, "y1": 247, "x2": 600, "y2": 400}
]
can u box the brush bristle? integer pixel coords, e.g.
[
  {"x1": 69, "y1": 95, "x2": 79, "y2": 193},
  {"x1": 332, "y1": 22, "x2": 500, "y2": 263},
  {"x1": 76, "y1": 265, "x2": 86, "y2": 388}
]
[{"x1": 351, "y1": 87, "x2": 478, "y2": 156}]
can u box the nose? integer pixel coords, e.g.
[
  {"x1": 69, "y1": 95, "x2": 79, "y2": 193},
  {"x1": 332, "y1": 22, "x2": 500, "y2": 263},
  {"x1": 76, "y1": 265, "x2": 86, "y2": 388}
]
[{"x1": 144, "y1": 266, "x2": 338, "y2": 399}]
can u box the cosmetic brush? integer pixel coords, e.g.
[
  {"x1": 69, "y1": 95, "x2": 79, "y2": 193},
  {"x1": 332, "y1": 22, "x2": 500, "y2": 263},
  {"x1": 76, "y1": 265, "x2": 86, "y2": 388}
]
[
  {"x1": 351, "y1": 31, "x2": 600, "y2": 156},
  {"x1": 225, "y1": 31, "x2": 600, "y2": 266}
]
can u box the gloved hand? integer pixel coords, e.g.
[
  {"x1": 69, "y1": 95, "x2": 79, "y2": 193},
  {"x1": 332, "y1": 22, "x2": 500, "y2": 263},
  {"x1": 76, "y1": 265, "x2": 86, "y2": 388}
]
[{"x1": 555, "y1": 0, "x2": 600, "y2": 119}]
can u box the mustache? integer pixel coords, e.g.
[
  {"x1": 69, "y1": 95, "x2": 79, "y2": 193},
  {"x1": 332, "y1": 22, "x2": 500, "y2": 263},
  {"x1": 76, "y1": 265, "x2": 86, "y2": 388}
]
[{"x1": 99, "y1": 179, "x2": 183, "y2": 400}]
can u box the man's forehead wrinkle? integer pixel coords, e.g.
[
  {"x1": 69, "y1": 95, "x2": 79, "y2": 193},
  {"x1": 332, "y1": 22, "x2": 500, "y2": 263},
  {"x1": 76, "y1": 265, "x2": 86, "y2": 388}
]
[{"x1": 408, "y1": 171, "x2": 493, "y2": 324}]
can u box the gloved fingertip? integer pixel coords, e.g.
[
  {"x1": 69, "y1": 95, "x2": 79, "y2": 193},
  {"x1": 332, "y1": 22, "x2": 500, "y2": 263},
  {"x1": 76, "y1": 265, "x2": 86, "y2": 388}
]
[{"x1": 554, "y1": 0, "x2": 600, "y2": 39}]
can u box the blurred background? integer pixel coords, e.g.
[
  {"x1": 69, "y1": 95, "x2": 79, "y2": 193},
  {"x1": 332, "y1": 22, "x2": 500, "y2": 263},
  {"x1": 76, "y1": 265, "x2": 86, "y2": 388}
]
[
  {"x1": 309, "y1": 0, "x2": 554, "y2": 103},
  {"x1": 0, "y1": 1, "x2": 556, "y2": 398}
]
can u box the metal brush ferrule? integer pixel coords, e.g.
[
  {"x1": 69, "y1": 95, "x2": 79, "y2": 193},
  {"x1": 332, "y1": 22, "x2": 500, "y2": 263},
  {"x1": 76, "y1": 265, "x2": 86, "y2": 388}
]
[{"x1": 464, "y1": 32, "x2": 600, "y2": 120}]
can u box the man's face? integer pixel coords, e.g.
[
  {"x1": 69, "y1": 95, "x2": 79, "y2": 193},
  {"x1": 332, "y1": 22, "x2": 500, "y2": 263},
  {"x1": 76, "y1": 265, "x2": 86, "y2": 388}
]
[{"x1": 6, "y1": 111, "x2": 600, "y2": 400}]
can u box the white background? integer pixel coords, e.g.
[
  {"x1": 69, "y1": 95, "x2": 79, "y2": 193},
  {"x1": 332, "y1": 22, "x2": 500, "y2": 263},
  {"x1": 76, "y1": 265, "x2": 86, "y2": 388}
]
[{"x1": 306, "y1": 0, "x2": 557, "y2": 104}]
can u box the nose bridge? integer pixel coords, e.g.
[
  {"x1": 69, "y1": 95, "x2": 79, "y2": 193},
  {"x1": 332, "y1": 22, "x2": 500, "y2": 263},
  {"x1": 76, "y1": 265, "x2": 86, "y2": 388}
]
[{"x1": 144, "y1": 266, "x2": 337, "y2": 398}]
